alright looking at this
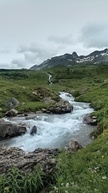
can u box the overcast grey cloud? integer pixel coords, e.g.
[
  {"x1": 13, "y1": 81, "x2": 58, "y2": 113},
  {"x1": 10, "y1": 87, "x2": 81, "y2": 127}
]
[
  {"x1": 0, "y1": 0, "x2": 108, "y2": 69},
  {"x1": 48, "y1": 34, "x2": 75, "y2": 45},
  {"x1": 80, "y1": 23, "x2": 108, "y2": 48},
  {"x1": 0, "y1": 49, "x2": 10, "y2": 54},
  {"x1": 13, "y1": 42, "x2": 61, "y2": 68}
]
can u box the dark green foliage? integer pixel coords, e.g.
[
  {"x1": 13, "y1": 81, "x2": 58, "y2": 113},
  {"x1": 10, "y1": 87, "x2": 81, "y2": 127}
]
[{"x1": 0, "y1": 166, "x2": 44, "y2": 193}]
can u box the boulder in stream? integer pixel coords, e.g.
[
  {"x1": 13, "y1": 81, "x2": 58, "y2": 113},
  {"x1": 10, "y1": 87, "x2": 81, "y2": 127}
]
[
  {"x1": 30, "y1": 125, "x2": 37, "y2": 135},
  {"x1": 84, "y1": 115, "x2": 97, "y2": 126},
  {"x1": 25, "y1": 114, "x2": 37, "y2": 120},
  {"x1": 0, "y1": 122, "x2": 26, "y2": 139},
  {"x1": 47, "y1": 100, "x2": 73, "y2": 114}
]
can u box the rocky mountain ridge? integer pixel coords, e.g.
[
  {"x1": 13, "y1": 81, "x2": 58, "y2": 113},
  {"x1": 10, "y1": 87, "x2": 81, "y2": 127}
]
[{"x1": 30, "y1": 48, "x2": 108, "y2": 70}]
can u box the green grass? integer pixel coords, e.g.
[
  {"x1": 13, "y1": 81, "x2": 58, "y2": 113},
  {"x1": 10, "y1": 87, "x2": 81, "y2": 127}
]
[
  {"x1": 0, "y1": 165, "x2": 44, "y2": 193},
  {"x1": 0, "y1": 64, "x2": 108, "y2": 192},
  {"x1": 50, "y1": 130, "x2": 108, "y2": 193},
  {"x1": 0, "y1": 69, "x2": 61, "y2": 116}
]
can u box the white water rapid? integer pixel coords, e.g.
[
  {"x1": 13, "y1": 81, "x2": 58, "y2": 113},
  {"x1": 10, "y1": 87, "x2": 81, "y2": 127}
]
[
  {"x1": 47, "y1": 73, "x2": 52, "y2": 84},
  {"x1": 2, "y1": 92, "x2": 95, "y2": 152}
]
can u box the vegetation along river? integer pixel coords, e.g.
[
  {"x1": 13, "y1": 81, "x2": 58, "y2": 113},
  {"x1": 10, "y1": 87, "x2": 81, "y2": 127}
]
[{"x1": 1, "y1": 92, "x2": 95, "y2": 152}]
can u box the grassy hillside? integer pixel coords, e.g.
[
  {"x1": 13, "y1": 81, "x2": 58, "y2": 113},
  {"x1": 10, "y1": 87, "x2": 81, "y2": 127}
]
[
  {"x1": 0, "y1": 69, "x2": 63, "y2": 116},
  {"x1": 0, "y1": 64, "x2": 108, "y2": 192}
]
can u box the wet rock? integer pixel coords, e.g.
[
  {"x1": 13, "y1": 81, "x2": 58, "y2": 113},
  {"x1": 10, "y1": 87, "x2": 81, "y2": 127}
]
[
  {"x1": 47, "y1": 100, "x2": 73, "y2": 114},
  {"x1": 25, "y1": 114, "x2": 37, "y2": 120},
  {"x1": 5, "y1": 109, "x2": 18, "y2": 117},
  {"x1": 66, "y1": 93, "x2": 71, "y2": 97},
  {"x1": 30, "y1": 125, "x2": 37, "y2": 135},
  {"x1": 0, "y1": 122, "x2": 26, "y2": 139},
  {"x1": 66, "y1": 139, "x2": 82, "y2": 152},
  {"x1": 36, "y1": 110, "x2": 43, "y2": 114},
  {"x1": 84, "y1": 115, "x2": 97, "y2": 126},
  {"x1": 5, "y1": 97, "x2": 19, "y2": 109},
  {"x1": 42, "y1": 108, "x2": 47, "y2": 113}
]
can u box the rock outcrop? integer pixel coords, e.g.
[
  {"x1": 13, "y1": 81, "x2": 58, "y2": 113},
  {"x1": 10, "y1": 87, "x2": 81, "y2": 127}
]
[
  {"x1": 0, "y1": 147, "x2": 59, "y2": 175},
  {"x1": 0, "y1": 140, "x2": 83, "y2": 177},
  {"x1": 0, "y1": 122, "x2": 26, "y2": 139}
]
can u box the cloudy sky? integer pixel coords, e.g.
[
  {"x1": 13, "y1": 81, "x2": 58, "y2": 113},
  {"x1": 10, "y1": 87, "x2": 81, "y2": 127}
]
[{"x1": 0, "y1": 0, "x2": 108, "y2": 69}]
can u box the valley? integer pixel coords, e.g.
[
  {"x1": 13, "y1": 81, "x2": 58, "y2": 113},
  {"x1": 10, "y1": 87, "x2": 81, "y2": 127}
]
[{"x1": 0, "y1": 63, "x2": 108, "y2": 193}]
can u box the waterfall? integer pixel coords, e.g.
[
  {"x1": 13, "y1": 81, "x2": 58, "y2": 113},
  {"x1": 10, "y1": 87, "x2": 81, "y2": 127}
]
[{"x1": 47, "y1": 73, "x2": 52, "y2": 85}]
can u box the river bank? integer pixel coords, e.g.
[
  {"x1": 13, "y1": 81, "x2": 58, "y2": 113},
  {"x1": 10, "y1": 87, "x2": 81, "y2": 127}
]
[
  {"x1": 0, "y1": 92, "x2": 95, "y2": 151},
  {"x1": 0, "y1": 92, "x2": 96, "y2": 193}
]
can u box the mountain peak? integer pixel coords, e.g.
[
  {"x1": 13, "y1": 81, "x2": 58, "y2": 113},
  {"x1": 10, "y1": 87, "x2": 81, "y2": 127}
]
[
  {"x1": 72, "y1": 52, "x2": 78, "y2": 59},
  {"x1": 30, "y1": 48, "x2": 108, "y2": 70}
]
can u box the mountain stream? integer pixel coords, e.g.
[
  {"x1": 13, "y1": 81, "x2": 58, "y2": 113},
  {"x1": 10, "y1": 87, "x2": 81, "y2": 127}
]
[{"x1": 1, "y1": 92, "x2": 95, "y2": 152}]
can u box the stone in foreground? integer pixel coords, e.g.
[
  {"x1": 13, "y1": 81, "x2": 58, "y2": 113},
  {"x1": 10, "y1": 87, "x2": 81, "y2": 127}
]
[
  {"x1": 68, "y1": 139, "x2": 82, "y2": 151},
  {"x1": 0, "y1": 147, "x2": 59, "y2": 175}
]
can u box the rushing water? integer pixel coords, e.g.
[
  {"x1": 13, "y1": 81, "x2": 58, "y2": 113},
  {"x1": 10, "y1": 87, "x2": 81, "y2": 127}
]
[
  {"x1": 47, "y1": 73, "x2": 52, "y2": 84},
  {"x1": 1, "y1": 92, "x2": 95, "y2": 152}
]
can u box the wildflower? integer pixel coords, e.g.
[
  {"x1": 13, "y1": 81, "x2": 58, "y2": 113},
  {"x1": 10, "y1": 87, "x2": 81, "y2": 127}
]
[
  {"x1": 102, "y1": 176, "x2": 107, "y2": 180},
  {"x1": 94, "y1": 188, "x2": 99, "y2": 192},
  {"x1": 94, "y1": 167, "x2": 99, "y2": 171},
  {"x1": 4, "y1": 187, "x2": 9, "y2": 193},
  {"x1": 65, "y1": 191, "x2": 68, "y2": 193},
  {"x1": 66, "y1": 183, "x2": 69, "y2": 188},
  {"x1": 102, "y1": 155, "x2": 104, "y2": 158},
  {"x1": 54, "y1": 186, "x2": 58, "y2": 192}
]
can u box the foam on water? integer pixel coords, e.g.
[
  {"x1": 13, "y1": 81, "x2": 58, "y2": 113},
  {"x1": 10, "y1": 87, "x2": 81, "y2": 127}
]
[{"x1": 1, "y1": 92, "x2": 94, "y2": 152}]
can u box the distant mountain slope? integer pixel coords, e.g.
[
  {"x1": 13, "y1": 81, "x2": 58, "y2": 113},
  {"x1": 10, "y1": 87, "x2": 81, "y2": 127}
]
[{"x1": 30, "y1": 48, "x2": 108, "y2": 70}]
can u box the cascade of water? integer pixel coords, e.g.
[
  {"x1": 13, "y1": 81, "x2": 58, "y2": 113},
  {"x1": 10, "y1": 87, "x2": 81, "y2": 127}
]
[
  {"x1": 1, "y1": 92, "x2": 94, "y2": 152},
  {"x1": 47, "y1": 73, "x2": 52, "y2": 84}
]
